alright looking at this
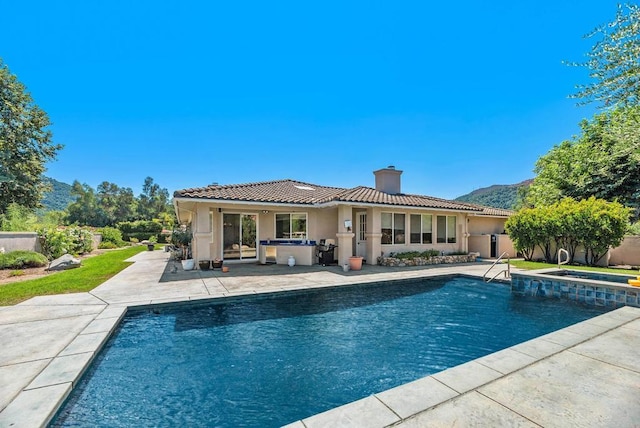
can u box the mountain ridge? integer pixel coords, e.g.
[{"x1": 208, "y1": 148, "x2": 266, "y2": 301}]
[{"x1": 454, "y1": 179, "x2": 532, "y2": 210}]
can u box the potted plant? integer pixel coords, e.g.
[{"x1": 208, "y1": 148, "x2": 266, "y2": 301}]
[
  {"x1": 171, "y1": 225, "x2": 193, "y2": 269},
  {"x1": 349, "y1": 256, "x2": 364, "y2": 271},
  {"x1": 147, "y1": 235, "x2": 158, "y2": 251}
]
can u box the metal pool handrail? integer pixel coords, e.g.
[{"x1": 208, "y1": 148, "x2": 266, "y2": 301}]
[
  {"x1": 483, "y1": 252, "x2": 511, "y2": 283},
  {"x1": 558, "y1": 248, "x2": 569, "y2": 269}
]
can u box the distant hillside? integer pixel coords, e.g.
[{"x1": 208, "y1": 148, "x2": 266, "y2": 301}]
[
  {"x1": 41, "y1": 177, "x2": 74, "y2": 211},
  {"x1": 455, "y1": 179, "x2": 532, "y2": 210}
]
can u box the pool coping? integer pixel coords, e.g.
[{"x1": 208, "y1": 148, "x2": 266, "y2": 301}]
[{"x1": 1, "y1": 252, "x2": 639, "y2": 427}]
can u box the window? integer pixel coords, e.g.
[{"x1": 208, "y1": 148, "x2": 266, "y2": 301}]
[
  {"x1": 447, "y1": 216, "x2": 456, "y2": 243},
  {"x1": 381, "y1": 212, "x2": 392, "y2": 244},
  {"x1": 410, "y1": 214, "x2": 432, "y2": 244},
  {"x1": 436, "y1": 215, "x2": 456, "y2": 244},
  {"x1": 275, "y1": 213, "x2": 307, "y2": 239},
  {"x1": 381, "y1": 212, "x2": 405, "y2": 244}
]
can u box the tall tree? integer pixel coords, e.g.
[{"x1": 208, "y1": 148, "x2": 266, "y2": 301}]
[
  {"x1": 0, "y1": 59, "x2": 62, "y2": 214},
  {"x1": 526, "y1": 105, "x2": 640, "y2": 216},
  {"x1": 137, "y1": 177, "x2": 170, "y2": 221},
  {"x1": 96, "y1": 182, "x2": 137, "y2": 225},
  {"x1": 568, "y1": 3, "x2": 640, "y2": 107},
  {"x1": 66, "y1": 181, "x2": 106, "y2": 226}
]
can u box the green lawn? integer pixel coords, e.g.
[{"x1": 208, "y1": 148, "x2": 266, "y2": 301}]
[
  {"x1": 509, "y1": 259, "x2": 640, "y2": 275},
  {"x1": 0, "y1": 245, "x2": 148, "y2": 306}
]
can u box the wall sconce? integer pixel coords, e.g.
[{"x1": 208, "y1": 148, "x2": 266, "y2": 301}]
[
  {"x1": 344, "y1": 219, "x2": 352, "y2": 232},
  {"x1": 262, "y1": 210, "x2": 269, "y2": 214}
]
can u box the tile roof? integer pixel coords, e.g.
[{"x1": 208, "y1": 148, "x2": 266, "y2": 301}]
[
  {"x1": 174, "y1": 179, "x2": 511, "y2": 215},
  {"x1": 334, "y1": 186, "x2": 481, "y2": 211},
  {"x1": 461, "y1": 203, "x2": 515, "y2": 217},
  {"x1": 174, "y1": 180, "x2": 343, "y2": 205}
]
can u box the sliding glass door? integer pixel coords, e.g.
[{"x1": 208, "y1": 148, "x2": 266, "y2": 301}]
[{"x1": 222, "y1": 213, "x2": 257, "y2": 260}]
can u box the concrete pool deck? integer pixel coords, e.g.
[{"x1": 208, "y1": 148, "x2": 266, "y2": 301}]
[{"x1": 0, "y1": 250, "x2": 638, "y2": 427}]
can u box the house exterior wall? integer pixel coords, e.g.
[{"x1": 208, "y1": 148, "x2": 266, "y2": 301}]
[
  {"x1": 188, "y1": 201, "x2": 339, "y2": 263},
  {"x1": 469, "y1": 235, "x2": 491, "y2": 258},
  {"x1": 310, "y1": 208, "x2": 338, "y2": 243},
  {"x1": 609, "y1": 236, "x2": 640, "y2": 266},
  {"x1": 468, "y1": 216, "x2": 506, "y2": 235},
  {"x1": 181, "y1": 200, "x2": 511, "y2": 266},
  {"x1": 497, "y1": 234, "x2": 516, "y2": 258},
  {"x1": 376, "y1": 209, "x2": 467, "y2": 257}
]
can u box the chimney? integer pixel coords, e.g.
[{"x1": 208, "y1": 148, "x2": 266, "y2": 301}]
[{"x1": 373, "y1": 165, "x2": 403, "y2": 194}]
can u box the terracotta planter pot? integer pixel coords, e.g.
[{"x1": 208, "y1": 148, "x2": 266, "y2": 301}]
[{"x1": 349, "y1": 256, "x2": 363, "y2": 271}]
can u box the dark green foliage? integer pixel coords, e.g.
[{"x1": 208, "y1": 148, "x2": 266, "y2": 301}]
[
  {"x1": 137, "y1": 177, "x2": 170, "y2": 220},
  {"x1": 98, "y1": 226, "x2": 126, "y2": 247},
  {"x1": 0, "y1": 250, "x2": 48, "y2": 269},
  {"x1": 98, "y1": 241, "x2": 118, "y2": 249},
  {"x1": 455, "y1": 180, "x2": 531, "y2": 210},
  {"x1": 117, "y1": 220, "x2": 163, "y2": 243},
  {"x1": 40, "y1": 177, "x2": 73, "y2": 211},
  {"x1": 0, "y1": 59, "x2": 63, "y2": 215},
  {"x1": 390, "y1": 249, "x2": 440, "y2": 259},
  {"x1": 526, "y1": 106, "x2": 640, "y2": 217},
  {"x1": 506, "y1": 197, "x2": 631, "y2": 265},
  {"x1": 63, "y1": 177, "x2": 173, "y2": 228}
]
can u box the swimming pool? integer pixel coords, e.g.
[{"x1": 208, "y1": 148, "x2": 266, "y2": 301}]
[
  {"x1": 542, "y1": 269, "x2": 635, "y2": 284},
  {"x1": 51, "y1": 276, "x2": 610, "y2": 427}
]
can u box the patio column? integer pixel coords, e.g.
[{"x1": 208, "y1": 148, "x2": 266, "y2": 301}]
[
  {"x1": 366, "y1": 207, "x2": 382, "y2": 265},
  {"x1": 193, "y1": 204, "x2": 211, "y2": 264},
  {"x1": 336, "y1": 204, "x2": 355, "y2": 266}
]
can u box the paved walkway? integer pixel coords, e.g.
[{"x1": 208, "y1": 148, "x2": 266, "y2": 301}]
[{"x1": 0, "y1": 250, "x2": 638, "y2": 427}]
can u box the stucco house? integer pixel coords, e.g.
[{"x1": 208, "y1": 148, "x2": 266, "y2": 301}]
[{"x1": 173, "y1": 166, "x2": 513, "y2": 266}]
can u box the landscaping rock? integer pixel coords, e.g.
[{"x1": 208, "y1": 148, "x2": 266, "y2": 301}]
[{"x1": 48, "y1": 254, "x2": 82, "y2": 271}]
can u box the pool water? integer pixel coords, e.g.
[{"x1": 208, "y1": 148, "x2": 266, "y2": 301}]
[
  {"x1": 542, "y1": 269, "x2": 635, "y2": 284},
  {"x1": 51, "y1": 276, "x2": 610, "y2": 427}
]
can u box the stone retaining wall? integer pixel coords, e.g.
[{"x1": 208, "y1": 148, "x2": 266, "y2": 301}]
[{"x1": 377, "y1": 254, "x2": 477, "y2": 266}]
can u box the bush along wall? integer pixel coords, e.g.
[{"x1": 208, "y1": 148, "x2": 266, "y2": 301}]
[
  {"x1": 117, "y1": 220, "x2": 165, "y2": 243},
  {"x1": 505, "y1": 197, "x2": 631, "y2": 265},
  {"x1": 37, "y1": 227, "x2": 94, "y2": 260},
  {"x1": 378, "y1": 252, "x2": 477, "y2": 266}
]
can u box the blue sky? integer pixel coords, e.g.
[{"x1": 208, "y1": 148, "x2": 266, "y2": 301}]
[{"x1": 2, "y1": 1, "x2": 619, "y2": 199}]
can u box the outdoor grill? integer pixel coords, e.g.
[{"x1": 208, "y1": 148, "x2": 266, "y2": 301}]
[{"x1": 316, "y1": 239, "x2": 337, "y2": 266}]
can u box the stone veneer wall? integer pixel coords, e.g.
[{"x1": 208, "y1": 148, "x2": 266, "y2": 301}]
[
  {"x1": 377, "y1": 254, "x2": 477, "y2": 266},
  {"x1": 511, "y1": 272, "x2": 639, "y2": 308}
]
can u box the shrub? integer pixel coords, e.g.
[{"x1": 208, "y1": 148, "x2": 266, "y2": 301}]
[
  {"x1": 390, "y1": 249, "x2": 440, "y2": 259},
  {"x1": 99, "y1": 226, "x2": 126, "y2": 247},
  {"x1": 38, "y1": 226, "x2": 95, "y2": 260},
  {"x1": 628, "y1": 221, "x2": 640, "y2": 236},
  {"x1": 506, "y1": 197, "x2": 631, "y2": 265},
  {"x1": 0, "y1": 203, "x2": 38, "y2": 231},
  {"x1": 117, "y1": 220, "x2": 163, "y2": 243},
  {"x1": 0, "y1": 250, "x2": 49, "y2": 269},
  {"x1": 67, "y1": 227, "x2": 94, "y2": 255},
  {"x1": 98, "y1": 241, "x2": 118, "y2": 249}
]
